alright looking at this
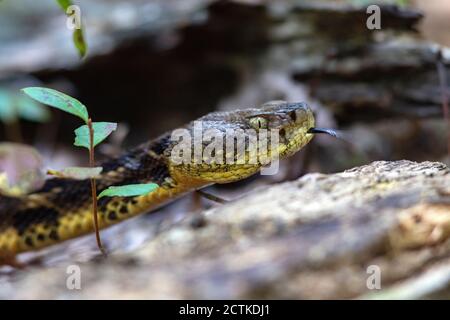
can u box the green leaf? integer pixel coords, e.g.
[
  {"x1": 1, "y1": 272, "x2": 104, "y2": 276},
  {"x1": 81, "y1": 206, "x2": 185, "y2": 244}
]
[
  {"x1": 74, "y1": 122, "x2": 117, "y2": 149},
  {"x1": 16, "y1": 95, "x2": 51, "y2": 123},
  {"x1": 97, "y1": 183, "x2": 159, "y2": 199},
  {"x1": 47, "y1": 166, "x2": 103, "y2": 180},
  {"x1": 56, "y1": 0, "x2": 72, "y2": 10},
  {"x1": 73, "y1": 28, "x2": 87, "y2": 58},
  {"x1": 21, "y1": 87, "x2": 88, "y2": 123}
]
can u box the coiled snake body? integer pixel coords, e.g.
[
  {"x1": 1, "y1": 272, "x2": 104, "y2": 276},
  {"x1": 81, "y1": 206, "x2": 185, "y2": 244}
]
[{"x1": 0, "y1": 101, "x2": 315, "y2": 263}]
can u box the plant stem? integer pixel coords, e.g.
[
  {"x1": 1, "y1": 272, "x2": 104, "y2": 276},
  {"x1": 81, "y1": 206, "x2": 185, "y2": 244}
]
[{"x1": 88, "y1": 118, "x2": 106, "y2": 256}]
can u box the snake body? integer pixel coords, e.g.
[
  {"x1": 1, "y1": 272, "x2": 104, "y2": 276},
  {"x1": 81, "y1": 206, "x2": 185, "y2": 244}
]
[{"x1": 0, "y1": 101, "x2": 315, "y2": 262}]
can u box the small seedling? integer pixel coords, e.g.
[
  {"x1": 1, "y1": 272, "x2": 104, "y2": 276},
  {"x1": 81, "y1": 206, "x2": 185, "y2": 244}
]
[{"x1": 22, "y1": 87, "x2": 158, "y2": 255}]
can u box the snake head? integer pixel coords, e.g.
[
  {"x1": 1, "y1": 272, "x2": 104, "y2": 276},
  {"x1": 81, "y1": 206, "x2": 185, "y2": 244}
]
[
  {"x1": 246, "y1": 100, "x2": 316, "y2": 159},
  {"x1": 166, "y1": 101, "x2": 317, "y2": 183}
]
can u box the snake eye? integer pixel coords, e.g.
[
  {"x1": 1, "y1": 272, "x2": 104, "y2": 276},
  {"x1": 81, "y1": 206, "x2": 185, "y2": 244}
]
[{"x1": 248, "y1": 116, "x2": 269, "y2": 130}]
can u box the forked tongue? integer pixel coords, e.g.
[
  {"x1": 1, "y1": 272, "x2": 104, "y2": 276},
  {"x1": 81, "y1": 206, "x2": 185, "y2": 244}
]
[{"x1": 307, "y1": 127, "x2": 349, "y2": 142}]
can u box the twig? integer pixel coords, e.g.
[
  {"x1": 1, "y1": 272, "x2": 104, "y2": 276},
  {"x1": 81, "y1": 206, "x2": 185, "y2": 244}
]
[{"x1": 196, "y1": 189, "x2": 228, "y2": 204}]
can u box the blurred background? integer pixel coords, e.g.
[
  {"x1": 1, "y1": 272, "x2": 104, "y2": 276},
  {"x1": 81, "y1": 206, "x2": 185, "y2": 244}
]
[
  {"x1": 1, "y1": 0, "x2": 449, "y2": 172},
  {"x1": 0, "y1": 0, "x2": 449, "y2": 266}
]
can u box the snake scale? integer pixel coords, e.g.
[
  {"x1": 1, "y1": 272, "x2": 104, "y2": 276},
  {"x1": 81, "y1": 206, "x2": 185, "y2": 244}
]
[{"x1": 0, "y1": 101, "x2": 317, "y2": 264}]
